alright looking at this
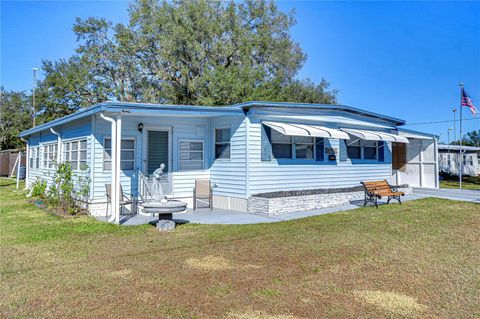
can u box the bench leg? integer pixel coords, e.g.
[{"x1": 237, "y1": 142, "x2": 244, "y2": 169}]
[
  {"x1": 375, "y1": 197, "x2": 378, "y2": 209},
  {"x1": 388, "y1": 195, "x2": 402, "y2": 205}
]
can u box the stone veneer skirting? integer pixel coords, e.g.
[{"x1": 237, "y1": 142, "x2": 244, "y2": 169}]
[{"x1": 248, "y1": 187, "x2": 412, "y2": 216}]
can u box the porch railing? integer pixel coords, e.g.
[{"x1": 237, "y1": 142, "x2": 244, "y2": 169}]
[
  {"x1": 137, "y1": 169, "x2": 172, "y2": 203},
  {"x1": 138, "y1": 170, "x2": 154, "y2": 203}
]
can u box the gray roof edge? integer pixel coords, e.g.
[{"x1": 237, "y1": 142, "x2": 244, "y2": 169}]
[
  {"x1": 397, "y1": 127, "x2": 439, "y2": 139},
  {"x1": 20, "y1": 100, "x2": 407, "y2": 138},
  {"x1": 230, "y1": 101, "x2": 405, "y2": 125},
  {"x1": 19, "y1": 103, "x2": 107, "y2": 138},
  {"x1": 438, "y1": 144, "x2": 480, "y2": 151},
  {"x1": 19, "y1": 101, "x2": 243, "y2": 138}
]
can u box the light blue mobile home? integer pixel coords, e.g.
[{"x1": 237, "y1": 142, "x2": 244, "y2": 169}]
[{"x1": 20, "y1": 101, "x2": 438, "y2": 221}]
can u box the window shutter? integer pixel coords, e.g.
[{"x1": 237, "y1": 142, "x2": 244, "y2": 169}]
[
  {"x1": 315, "y1": 138, "x2": 324, "y2": 161},
  {"x1": 261, "y1": 124, "x2": 272, "y2": 161},
  {"x1": 378, "y1": 141, "x2": 385, "y2": 162},
  {"x1": 339, "y1": 139, "x2": 347, "y2": 162}
]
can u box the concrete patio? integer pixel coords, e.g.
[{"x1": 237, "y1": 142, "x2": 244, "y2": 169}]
[
  {"x1": 95, "y1": 188, "x2": 479, "y2": 226},
  {"x1": 95, "y1": 193, "x2": 429, "y2": 225}
]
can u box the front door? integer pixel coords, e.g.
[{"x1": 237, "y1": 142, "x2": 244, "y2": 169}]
[{"x1": 146, "y1": 130, "x2": 171, "y2": 194}]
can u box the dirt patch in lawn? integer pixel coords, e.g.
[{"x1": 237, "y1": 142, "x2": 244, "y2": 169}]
[
  {"x1": 353, "y1": 290, "x2": 427, "y2": 317},
  {"x1": 185, "y1": 255, "x2": 234, "y2": 270},
  {"x1": 227, "y1": 309, "x2": 302, "y2": 319},
  {"x1": 185, "y1": 255, "x2": 260, "y2": 271},
  {"x1": 107, "y1": 269, "x2": 133, "y2": 279}
]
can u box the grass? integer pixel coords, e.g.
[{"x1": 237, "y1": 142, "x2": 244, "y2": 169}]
[
  {"x1": 1, "y1": 177, "x2": 480, "y2": 318},
  {"x1": 440, "y1": 175, "x2": 480, "y2": 190}
]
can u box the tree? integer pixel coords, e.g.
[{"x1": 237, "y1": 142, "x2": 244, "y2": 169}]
[
  {"x1": 36, "y1": 55, "x2": 112, "y2": 124},
  {"x1": 38, "y1": 0, "x2": 336, "y2": 119},
  {"x1": 464, "y1": 130, "x2": 480, "y2": 147},
  {"x1": 0, "y1": 88, "x2": 32, "y2": 150},
  {"x1": 450, "y1": 129, "x2": 480, "y2": 147}
]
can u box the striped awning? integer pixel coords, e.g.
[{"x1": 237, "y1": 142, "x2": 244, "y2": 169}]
[
  {"x1": 263, "y1": 121, "x2": 350, "y2": 139},
  {"x1": 341, "y1": 128, "x2": 409, "y2": 143}
]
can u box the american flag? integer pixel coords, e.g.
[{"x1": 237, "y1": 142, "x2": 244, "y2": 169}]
[{"x1": 462, "y1": 87, "x2": 478, "y2": 116}]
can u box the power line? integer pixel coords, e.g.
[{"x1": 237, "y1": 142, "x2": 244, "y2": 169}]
[{"x1": 403, "y1": 117, "x2": 480, "y2": 126}]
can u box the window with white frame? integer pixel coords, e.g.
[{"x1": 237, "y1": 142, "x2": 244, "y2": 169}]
[
  {"x1": 179, "y1": 140, "x2": 204, "y2": 171},
  {"x1": 363, "y1": 140, "x2": 377, "y2": 159},
  {"x1": 347, "y1": 139, "x2": 378, "y2": 160},
  {"x1": 271, "y1": 130, "x2": 314, "y2": 159},
  {"x1": 346, "y1": 140, "x2": 361, "y2": 159},
  {"x1": 42, "y1": 143, "x2": 58, "y2": 168},
  {"x1": 103, "y1": 138, "x2": 135, "y2": 171},
  {"x1": 294, "y1": 136, "x2": 314, "y2": 159},
  {"x1": 63, "y1": 139, "x2": 87, "y2": 170},
  {"x1": 215, "y1": 128, "x2": 231, "y2": 159},
  {"x1": 470, "y1": 155, "x2": 474, "y2": 166},
  {"x1": 271, "y1": 130, "x2": 292, "y2": 158},
  {"x1": 29, "y1": 147, "x2": 40, "y2": 169},
  {"x1": 463, "y1": 155, "x2": 466, "y2": 166}
]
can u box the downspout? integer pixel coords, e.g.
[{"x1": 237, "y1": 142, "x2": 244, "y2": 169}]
[
  {"x1": 434, "y1": 137, "x2": 439, "y2": 188},
  {"x1": 89, "y1": 116, "x2": 96, "y2": 206},
  {"x1": 114, "y1": 115, "x2": 122, "y2": 224},
  {"x1": 21, "y1": 137, "x2": 28, "y2": 189},
  {"x1": 49, "y1": 127, "x2": 61, "y2": 164},
  {"x1": 100, "y1": 113, "x2": 117, "y2": 223},
  {"x1": 244, "y1": 110, "x2": 250, "y2": 204}
]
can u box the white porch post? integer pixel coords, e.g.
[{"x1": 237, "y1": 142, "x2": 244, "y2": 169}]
[
  {"x1": 115, "y1": 115, "x2": 122, "y2": 224},
  {"x1": 434, "y1": 137, "x2": 439, "y2": 188},
  {"x1": 100, "y1": 114, "x2": 117, "y2": 223},
  {"x1": 24, "y1": 138, "x2": 29, "y2": 188}
]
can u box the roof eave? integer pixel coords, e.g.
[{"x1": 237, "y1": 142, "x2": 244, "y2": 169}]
[
  {"x1": 234, "y1": 101, "x2": 405, "y2": 126},
  {"x1": 19, "y1": 101, "x2": 243, "y2": 138}
]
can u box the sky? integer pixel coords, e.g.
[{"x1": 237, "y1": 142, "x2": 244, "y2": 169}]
[{"x1": 1, "y1": 0, "x2": 479, "y2": 141}]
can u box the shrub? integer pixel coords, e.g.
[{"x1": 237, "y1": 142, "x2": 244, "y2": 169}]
[
  {"x1": 29, "y1": 178, "x2": 47, "y2": 198},
  {"x1": 46, "y1": 161, "x2": 91, "y2": 215}
]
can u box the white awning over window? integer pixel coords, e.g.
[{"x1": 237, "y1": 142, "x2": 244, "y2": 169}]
[
  {"x1": 263, "y1": 121, "x2": 350, "y2": 139},
  {"x1": 341, "y1": 128, "x2": 409, "y2": 143}
]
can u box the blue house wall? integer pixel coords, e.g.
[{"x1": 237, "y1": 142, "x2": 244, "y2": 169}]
[
  {"x1": 245, "y1": 108, "x2": 395, "y2": 197},
  {"x1": 24, "y1": 102, "x2": 412, "y2": 215}
]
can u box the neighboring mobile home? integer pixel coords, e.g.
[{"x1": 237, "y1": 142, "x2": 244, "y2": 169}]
[
  {"x1": 19, "y1": 101, "x2": 438, "y2": 222},
  {"x1": 438, "y1": 144, "x2": 480, "y2": 176}
]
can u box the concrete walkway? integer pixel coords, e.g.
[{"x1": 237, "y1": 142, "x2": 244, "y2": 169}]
[{"x1": 412, "y1": 187, "x2": 480, "y2": 203}]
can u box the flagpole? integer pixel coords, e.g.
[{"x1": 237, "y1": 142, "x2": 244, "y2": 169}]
[{"x1": 459, "y1": 83, "x2": 463, "y2": 189}]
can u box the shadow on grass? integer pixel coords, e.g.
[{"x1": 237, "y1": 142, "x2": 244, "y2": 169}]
[{"x1": 0, "y1": 178, "x2": 17, "y2": 187}]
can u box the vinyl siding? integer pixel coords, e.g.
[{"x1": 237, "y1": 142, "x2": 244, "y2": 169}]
[
  {"x1": 209, "y1": 116, "x2": 247, "y2": 198},
  {"x1": 247, "y1": 114, "x2": 394, "y2": 197},
  {"x1": 26, "y1": 118, "x2": 92, "y2": 191}
]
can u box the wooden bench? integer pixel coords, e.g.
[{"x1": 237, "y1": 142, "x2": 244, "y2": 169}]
[{"x1": 360, "y1": 180, "x2": 405, "y2": 208}]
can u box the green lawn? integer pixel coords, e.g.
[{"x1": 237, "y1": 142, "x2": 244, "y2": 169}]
[
  {"x1": 440, "y1": 175, "x2": 480, "y2": 190},
  {"x1": 1, "y1": 177, "x2": 479, "y2": 318}
]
